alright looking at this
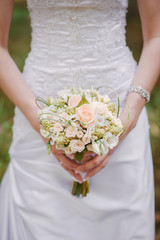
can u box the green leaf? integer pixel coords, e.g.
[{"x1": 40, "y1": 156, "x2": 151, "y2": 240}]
[
  {"x1": 47, "y1": 139, "x2": 51, "y2": 155},
  {"x1": 74, "y1": 151, "x2": 84, "y2": 162},
  {"x1": 77, "y1": 92, "x2": 89, "y2": 107}
]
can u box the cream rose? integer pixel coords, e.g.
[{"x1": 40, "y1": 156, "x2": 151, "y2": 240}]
[
  {"x1": 76, "y1": 104, "x2": 95, "y2": 127},
  {"x1": 77, "y1": 130, "x2": 84, "y2": 138},
  {"x1": 91, "y1": 102, "x2": 108, "y2": 115},
  {"x1": 70, "y1": 140, "x2": 85, "y2": 153},
  {"x1": 82, "y1": 133, "x2": 91, "y2": 144},
  {"x1": 53, "y1": 122, "x2": 63, "y2": 132},
  {"x1": 68, "y1": 95, "x2": 82, "y2": 108},
  {"x1": 66, "y1": 126, "x2": 77, "y2": 138},
  {"x1": 64, "y1": 145, "x2": 73, "y2": 155}
]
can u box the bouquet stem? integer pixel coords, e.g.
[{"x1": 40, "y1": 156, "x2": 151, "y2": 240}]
[{"x1": 72, "y1": 180, "x2": 90, "y2": 197}]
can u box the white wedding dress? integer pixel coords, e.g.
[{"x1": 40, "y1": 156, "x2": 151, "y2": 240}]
[{"x1": 0, "y1": 0, "x2": 155, "y2": 239}]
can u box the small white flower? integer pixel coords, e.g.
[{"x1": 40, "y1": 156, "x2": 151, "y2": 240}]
[
  {"x1": 92, "y1": 141, "x2": 101, "y2": 155},
  {"x1": 70, "y1": 140, "x2": 85, "y2": 153},
  {"x1": 57, "y1": 89, "x2": 71, "y2": 102},
  {"x1": 60, "y1": 112, "x2": 70, "y2": 121},
  {"x1": 66, "y1": 126, "x2": 77, "y2": 138},
  {"x1": 103, "y1": 95, "x2": 110, "y2": 103},
  {"x1": 86, "y1": 144, "x2": 93, "y2": 152},
  {"x1": 114, "y1": 118, "x2": 123, "y2": 128},
  {"x1": 103, "y1": 132, "x2": 118, "y2": 149},
  {"x1": 104, "y1": 110, "x2": 113, "y2": 119},
  {"x1": 100, "y1": 139, "x2": 109, "y2": 155},
  {"x1": 95, "y1": 116, "x2": 109, "y2": 127},
  {"x1": 40, "y1": 128, "x2": 50, "y2": 138},
  {"x1": 51, "y1": 132, "x2": 60, "y2": 143}
]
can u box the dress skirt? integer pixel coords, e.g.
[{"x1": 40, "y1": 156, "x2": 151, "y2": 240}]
[{"x1": 0, "y1": 101, "x2": 155, "y2": 240}]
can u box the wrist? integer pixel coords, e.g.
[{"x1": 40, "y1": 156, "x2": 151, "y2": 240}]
[
  {"x1": 120, "y1": 93, "x2": 146, "y2": 134},
  {"x1": 125, "y1": 91, "x2": 146, "y2": 111},
  {"x1": 24, "y1": 97, "x2": 41, "y2": 133}
]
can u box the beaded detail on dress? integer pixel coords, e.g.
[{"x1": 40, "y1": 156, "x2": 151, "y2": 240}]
[{"x1": 11, "y1": 0, "x2": 137, "y2": 145}]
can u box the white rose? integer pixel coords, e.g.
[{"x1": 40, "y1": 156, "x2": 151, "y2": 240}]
[
  {"x1": 66, "y1": 126, "x2": 77, "y2": 138},
  {"x1": 70, "y1": 140, "x2": 85, "y2": 153}
]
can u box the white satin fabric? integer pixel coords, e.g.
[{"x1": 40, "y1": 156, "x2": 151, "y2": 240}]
[{"x1": 0, "y1": 0, "x2": 155, "y2": 239}]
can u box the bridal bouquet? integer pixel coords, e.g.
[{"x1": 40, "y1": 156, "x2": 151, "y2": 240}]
[{"x1": 36, "y1": 87, "x2": 125, "y2": 197}]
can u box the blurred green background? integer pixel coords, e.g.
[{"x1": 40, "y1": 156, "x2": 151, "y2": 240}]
[{"x1": 0, "y1": 0, "x2": 160, "y2": 238}]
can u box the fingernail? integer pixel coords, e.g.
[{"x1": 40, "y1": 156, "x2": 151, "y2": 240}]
[{"x1": 75, "y1": 170, "x2": 80, "y2": 174}]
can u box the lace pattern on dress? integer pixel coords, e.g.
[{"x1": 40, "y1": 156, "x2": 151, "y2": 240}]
[{"x1": 12, "y1": 0, "x2": 137, "y2": 145}]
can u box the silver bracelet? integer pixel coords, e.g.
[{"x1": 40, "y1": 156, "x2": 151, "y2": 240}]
[{"x1": 128, "y1": 85, "x2": 150, "y2": 103}]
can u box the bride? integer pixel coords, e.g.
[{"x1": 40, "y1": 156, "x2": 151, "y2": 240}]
[{"x1": 0, "y1": 0, "x2": 159, "y2": 239}]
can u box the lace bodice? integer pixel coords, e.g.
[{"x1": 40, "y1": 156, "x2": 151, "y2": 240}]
[
  {"x1": 11, "y1": 0, "x2": 137, "y2": 145},
  {"x1": 23, "y1": 0, "x2": 136, "y2": 95}
]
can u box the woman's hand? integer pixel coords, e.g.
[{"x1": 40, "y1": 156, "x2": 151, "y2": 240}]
[{"x1": 51, "y1": 145, "x2": 94, "y2": 183}]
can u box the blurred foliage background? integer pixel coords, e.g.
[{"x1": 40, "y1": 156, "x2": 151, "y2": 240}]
[{"x1": 0, "y1": 0, "x2": 160, "y2": 238}]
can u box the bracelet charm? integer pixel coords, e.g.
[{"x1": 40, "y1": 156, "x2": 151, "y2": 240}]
[{"x1": 128, "y1": 85, "x2": 150, "y2": 103}]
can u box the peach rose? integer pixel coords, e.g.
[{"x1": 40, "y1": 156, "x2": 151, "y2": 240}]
[
  {"x1": 76, "y1": 104, "x2": 95, "y2": 127},
  {"x1": 68, "y1": 95, "x2": 82, "y2": 108}
]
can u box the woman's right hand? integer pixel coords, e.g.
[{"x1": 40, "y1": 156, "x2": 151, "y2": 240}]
[{"x1": 51, "y1": 144, "x2": 94, "y2": 183}]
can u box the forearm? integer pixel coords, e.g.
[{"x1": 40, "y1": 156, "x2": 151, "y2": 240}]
[
  {"x1": 124, "y1": 37, "x2": 160, "y2": 127},
  {"x1": 0, "y1": 47, "x2": 40, "y2": 132}
]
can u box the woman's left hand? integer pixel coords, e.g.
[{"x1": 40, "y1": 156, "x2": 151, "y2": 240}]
[
  {"x1": 74, "y1": 99, "x2": 142, "y2": 180},
  {"x1": 75, "y1": 149, "x2": 113, "y2": 180}
]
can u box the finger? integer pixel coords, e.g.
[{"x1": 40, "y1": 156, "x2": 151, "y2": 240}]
[
  {"x1": 61, "y1": 162, "x2": 83, "y2": 183},
  {"x1": 75, "y1": 154, "x2": 107, "y2": 173},
  {"x1": 81, "y1": 155, "x2": 93, "y2": 163},
  {"x1": 51, "y1": 146, "x2": 64, "y2": 155},
  {"x1": 85, "y1": 155, "x2": 110, "y2": 180},
  {"x1": 56, "y1": 154, "x2": 81, "y2": 170},
  {"x1": 84, "y1": 151, "x2": 95, "y2": 156}
]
